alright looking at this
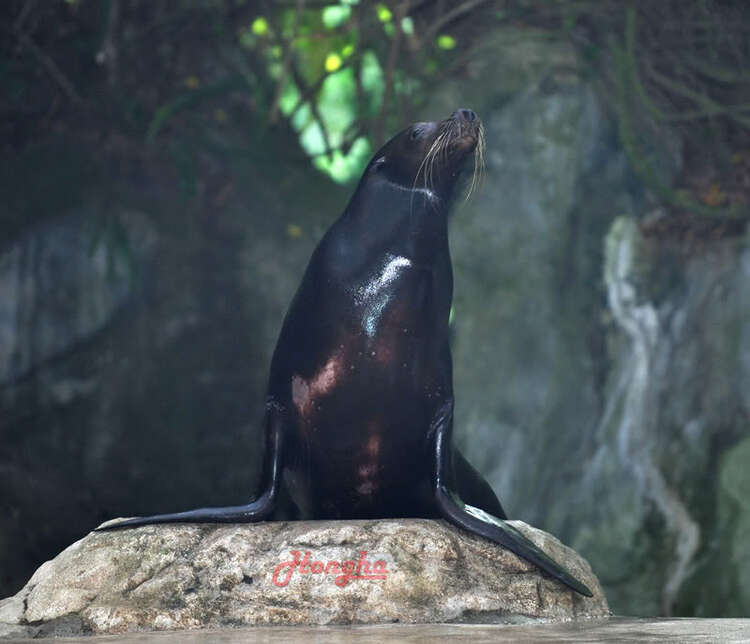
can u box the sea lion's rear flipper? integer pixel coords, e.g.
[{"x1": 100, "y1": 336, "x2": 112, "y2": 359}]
[
  {"x1": 431, "y1": 400, "x2": 592, "y2": 597},
  {"x1": 435, "y1": 488, "x2": 593, "y2": 597},
  {"x1": 95, "y1": 400, "x2": 286, "y2": 531},
  {"x1": 454, "y1": 449, "x2": 507, "y2": 519}
]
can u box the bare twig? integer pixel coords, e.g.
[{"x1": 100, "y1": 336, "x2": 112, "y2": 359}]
[
  {"x1": 353, "y1": 4, "x2": 365, "y2": 120},
  {"x1": 681, "y1": 54, "x2": 750, "y2": 85},
  {"x1": 310, "y1": 126, "x2": 365, "y2": 159},
  {"x1": 646, "y1": 62, "x2": 750, "y2": 129},
  {"x1": 16, "y1": 31, "x2": 84, "y2": 105},
  {"x1": 98, "y1": 0, "x2": 121, "y2": 89},
  {"x1": 290, "y1": 59, "x2": 332, "y2": 155},
  {"x1": 12, "y1": 0, "x2": 36, "y2": 34},
  {"x1": 269, "y1": 0, "x2": 305, "y2": 124},
  {"x1": 375, "y1": 0, "x2": 409, "y2": 146},
  {"x1": 422, "y1": 0, "x2": 490, "y2": 44},
  {"x1": 286, "y1": 58, "x2": 355, "y2": 123}
]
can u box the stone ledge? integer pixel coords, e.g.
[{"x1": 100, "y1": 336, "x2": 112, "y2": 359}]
[{"x1": 0, "y1": 519, "x2": 608, "y2": 638}]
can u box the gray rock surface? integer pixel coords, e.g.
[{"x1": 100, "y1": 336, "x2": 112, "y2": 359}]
[
  {"x1": 0, "y1": 211, "x2": 155, "y2": 384},
  {"x1": 426, "y1": 31, "x2": 750, "y2": 616},
  {"x1": 576, "y1": 217, "x2": 750, "y2": 616},
  {"x1": 0, "y1": 519, "x2": 607, "y2": 638},
  {"x1": 0, "y1": 144, "x2": 347, "y2": 599}
]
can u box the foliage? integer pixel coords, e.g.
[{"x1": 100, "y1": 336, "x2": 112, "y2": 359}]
[
  {"x1": 582, "y1": 1, "x2": 750, "y2": 219},
  {"x1": 1, "y1": 0, "x2": 500, "y2": 186},
  {"x1": 0, "y1": 0, "x2": 748, "y2": 211}
]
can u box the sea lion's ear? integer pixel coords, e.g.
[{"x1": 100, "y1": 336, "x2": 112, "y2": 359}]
[{"x1": 372, "y1": 156, "x2": 386, "y2": 172}]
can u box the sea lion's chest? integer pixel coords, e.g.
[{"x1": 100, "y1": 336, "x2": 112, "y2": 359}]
[
  {"x1": 347, "y1": 251, "x2": 441, "y2": 339},
  {"x1": 287, "y1": 252, "x2": 446, "y2": 416},
  {"x1": 281, "y1": 251, "x2": 449, "y2": 510}
]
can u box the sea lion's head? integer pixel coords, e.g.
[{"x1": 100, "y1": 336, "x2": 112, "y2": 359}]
[{"x1": 364, "y1": 108, "x2": 484, "y2": 203}]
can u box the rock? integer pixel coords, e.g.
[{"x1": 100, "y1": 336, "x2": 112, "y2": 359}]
[
  {"x1": 422, "y1": 28, "x2": 750, "y2": 617},
  {"x1": 426, "y1": 32, "x2": 677, "y2": 609},
  {"x1": 577, "y1": 216, "x2": 750, "y2": 615},
  {"x1": 0, "y1": 210, "x2": 156, "y2": 385},
  {"x1": 0, "y1": 520, "x2": 607, "y2": 637},
  {"x1": 0, "y1": 145, "x2": 346, "y2": 600}
]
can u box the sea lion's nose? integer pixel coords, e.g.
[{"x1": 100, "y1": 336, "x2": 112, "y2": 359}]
[{"x1": 453, "y1": 108, "x2": 476, "y2": 122}]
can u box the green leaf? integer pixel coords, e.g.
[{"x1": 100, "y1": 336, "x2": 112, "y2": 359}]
[
  {"x1": 360, "y1": 50, "x2": 384, "y2": 114},
  {"x1": 322, "y1": 5, "x2": 351, "y2": 29},
  {"x1": 314, "y1": 136, "x2": 371, "y2": 183},
  {"x1": 251, "y1": 17, "x2": 269, "y2": 36},
  {"x1": 300, "y1": 120, "x2": 326, "y2": 156},
  {"x1": 279, "y1": 82, "x2": 300, "y2": 116},
  {"x1": 437, "y1": 34, "x2": 456, "y2": 50},
  {"x1": 238, "y1": 27, "x2": 256, "y2": 49},
  {"x1": 376, "y1": 4, "x2": 392, "y2": 22}
]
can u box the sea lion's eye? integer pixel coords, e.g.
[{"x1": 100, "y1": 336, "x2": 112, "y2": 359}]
[{"x1": 410, "y1": 128, "x2": 420, "y2": 141}]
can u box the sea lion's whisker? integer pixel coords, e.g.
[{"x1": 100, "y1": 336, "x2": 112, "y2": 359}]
[
  {"x1": 413, "y1": 133, "x2": 440, "y2": 194},
  {"x1": 423, "y1": 132, "x2": 442, "y2": 191},
  {"x1": 465, "y1": 124, "x2": 485, "y2": 201},
  {"x1": 427, "y1": 128, "x2": 451, "y2": 190},
  {"x1": 411, "y1": 130, "x2": 446, "y2": 211}
]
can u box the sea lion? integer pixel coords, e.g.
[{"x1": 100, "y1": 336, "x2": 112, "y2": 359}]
[{"x1": 99, "y1": 109, "x2": 592, "y2": 597}]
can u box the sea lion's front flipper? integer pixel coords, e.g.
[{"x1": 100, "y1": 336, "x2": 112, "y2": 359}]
[
  {"x1": 95, "y1": 400, "x2": 286, "y2": 531},
  {"x1": 431, "y1": 400, "x2": 593, "y2": 597}
]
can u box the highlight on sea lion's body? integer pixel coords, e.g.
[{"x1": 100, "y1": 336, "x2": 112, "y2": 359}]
[{"x1": 99, "y1": 108, "x2": 593, "y2": 598}]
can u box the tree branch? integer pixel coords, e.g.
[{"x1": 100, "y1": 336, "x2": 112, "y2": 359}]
[
  {"x1": 375, "y1": 0, "x2": 408, "y2": 146},
  {"x1": 269, "y1": 0, "x2": 305, "y2": 124},
  {"x1": 16, "y1": 31, "x2": 84, "y2": 105},
  {"x1": 422, "y1": 0, "x2": 490, "y2": 44},
  {"x1": 97, "y1": 0, "x2": 121, "y2": 89}
]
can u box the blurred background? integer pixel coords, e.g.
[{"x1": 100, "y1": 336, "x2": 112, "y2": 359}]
[{"x1": 1, "y1": 0, "x2": 749, "y2": 618}]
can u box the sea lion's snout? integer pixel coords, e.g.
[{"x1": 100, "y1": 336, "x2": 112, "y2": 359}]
[
  {"x1": 452, "y1": 108, "x2": 477, "y2": 122},
  {"x1": 444, "y1": 108, "x2": 481, "y2": 157}
]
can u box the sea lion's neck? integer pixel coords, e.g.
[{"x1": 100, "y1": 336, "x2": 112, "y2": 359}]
[{"x1": 342, "y1": 177, "x2": 449, "y2": 262}]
